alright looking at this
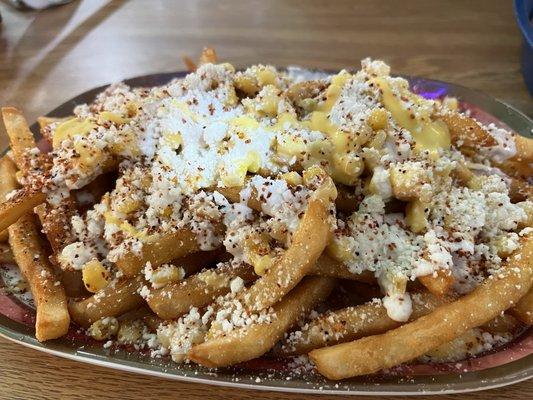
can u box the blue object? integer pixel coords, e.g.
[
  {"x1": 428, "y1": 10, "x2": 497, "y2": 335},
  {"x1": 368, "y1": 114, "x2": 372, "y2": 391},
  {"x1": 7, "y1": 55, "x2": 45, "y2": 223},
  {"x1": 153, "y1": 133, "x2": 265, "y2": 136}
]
[{"x1": 515, "y1": 0, "x2": 533, "y2": 95}]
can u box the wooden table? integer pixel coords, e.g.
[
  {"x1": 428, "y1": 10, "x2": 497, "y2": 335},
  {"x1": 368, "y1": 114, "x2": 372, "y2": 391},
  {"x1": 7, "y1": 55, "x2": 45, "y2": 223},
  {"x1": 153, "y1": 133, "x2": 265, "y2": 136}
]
[{"x1": 0, "y1": 0, "x2": 531, "y2": 398}]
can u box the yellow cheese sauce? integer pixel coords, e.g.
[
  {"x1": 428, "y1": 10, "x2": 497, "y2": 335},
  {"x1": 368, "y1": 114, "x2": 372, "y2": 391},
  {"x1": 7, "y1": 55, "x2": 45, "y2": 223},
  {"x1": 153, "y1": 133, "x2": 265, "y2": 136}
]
[
  {"x1": 53, "y1": 118, "x2": 96, "y2": 149},
  {"x1": 266, "y1": 71, "x2": 363, "y2": 185},
  {"x1": 370, "y1": 77, "x2": 451, "y2": 156}
]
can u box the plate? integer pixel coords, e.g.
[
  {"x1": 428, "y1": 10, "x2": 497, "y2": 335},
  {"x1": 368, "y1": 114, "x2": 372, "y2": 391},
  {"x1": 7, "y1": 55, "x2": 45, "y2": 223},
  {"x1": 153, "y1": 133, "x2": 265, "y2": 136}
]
[{"x1": 1, "y1": 71, "x2": 532, "y2": 395}]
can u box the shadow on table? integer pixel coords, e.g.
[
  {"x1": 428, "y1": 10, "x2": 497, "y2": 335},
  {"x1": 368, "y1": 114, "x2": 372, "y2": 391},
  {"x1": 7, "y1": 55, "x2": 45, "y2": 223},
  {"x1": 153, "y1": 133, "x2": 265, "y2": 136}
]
[{"x1": 2, "y1": 0, "x2": 128, "y2": 101}]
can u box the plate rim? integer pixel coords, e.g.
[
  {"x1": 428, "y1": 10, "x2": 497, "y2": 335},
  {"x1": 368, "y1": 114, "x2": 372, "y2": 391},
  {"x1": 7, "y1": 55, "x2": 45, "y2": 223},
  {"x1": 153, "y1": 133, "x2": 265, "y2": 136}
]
[{"x1": 1, "y1": 328, "x2": 531, "y2": 396}]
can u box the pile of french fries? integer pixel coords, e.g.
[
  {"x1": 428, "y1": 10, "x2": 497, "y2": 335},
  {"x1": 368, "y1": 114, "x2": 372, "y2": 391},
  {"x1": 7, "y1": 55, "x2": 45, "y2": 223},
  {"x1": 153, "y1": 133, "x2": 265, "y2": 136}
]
[{"x1": 0, "y1": 48, "x2": 531, "y2": 380}]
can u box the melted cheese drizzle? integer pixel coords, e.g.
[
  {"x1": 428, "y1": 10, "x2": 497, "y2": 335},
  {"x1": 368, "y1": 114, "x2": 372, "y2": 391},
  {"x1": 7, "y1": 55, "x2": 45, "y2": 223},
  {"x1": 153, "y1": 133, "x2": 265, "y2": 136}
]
[{"x1": 371, "y1": 77, "x2": 451, "y2": 156}]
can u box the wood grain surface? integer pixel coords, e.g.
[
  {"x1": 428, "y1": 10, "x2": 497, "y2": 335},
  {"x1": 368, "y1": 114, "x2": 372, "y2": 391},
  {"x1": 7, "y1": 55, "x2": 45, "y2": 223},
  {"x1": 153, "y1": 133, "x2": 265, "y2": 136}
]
[{"x1": 0, "y1": 0, "x2": 531, "y2": 399}]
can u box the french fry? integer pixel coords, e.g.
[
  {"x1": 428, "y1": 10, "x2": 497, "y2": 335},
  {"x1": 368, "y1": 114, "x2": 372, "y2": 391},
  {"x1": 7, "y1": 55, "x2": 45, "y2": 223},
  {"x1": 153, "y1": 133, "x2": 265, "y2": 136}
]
[
  {"x1": 182, "y1": 56, "x2": 197, "y2": 72},
  {"x1": 68, "y1": 276, "x2": 145, "y2": 328},
  {"x1": 242, "y1": 195, "x2": 333, "y2": 312},
  {"x1": 0, "y1": 110, "x2": 47, "y2": 233},
  {"x1": 3, "y1": 109, "x2": 78, "y2": 269},
  {"x1": 512, "y1": 134, "x2": 533, "y2": 164},
  {"x1": 424, "y1": 313, "x2": 521, "y2": 362},
  {"x1": 146, "y1": 263, "x2": 256, "y2": 320},
  {"x1": 198, "y1": 47, "x2": 217, "y2": 65},
  {"x1": 8, "y1": 214, "x2": 70, "y2": 341},
  {"x1": 309, "y1": 236, "x2": 533, "y2": 380},
  {"x1": 0, "y1": 156, "x2": 19, "y2": 241},
  {"x1": 482, "y1": 313, "x2": 521, "y2": 335},
  {"x1": 1, "y1": 107, "x2": 36, "y2": 170},
  {"x1": 277, "y1": 291, "x2": 443, "y2": 356},
  {"x1": 441, "y1": 113, "x2": 496, "y2": 150},
  {"x1": 418, "y1": 269, "x2": 454, "y2": 297},
  {"x1": 309, "y1": 254, "x2": 375, "y2": 283},
  {"x1": 509, "y1": 288, "x2": 533, "y2": 325},
  {"x1": 0, "y1": 188, "x2": 46, "y2": 232},
  {"x1": 35, "y1": 197, "x2": 77, "y2": 256},
  {"x1": 0, "y1": 156, "x2": 18, "y2": 194},
  {"x1": 115, "y1": 228, "x2": 203, "y2": 277},
  {"x1": 0, "y1": 243, "x2": 15, "y2": 264},
  {"x1": 495, "y1": 159, "x2": 533, "y2": 181},
  {"x1": 60, "y1": 269, "x2": 88, "y2": 298},
  {"x1": 453, "y1": 160, "x2": 531, "y2": 202},
  {"x1": 509, "y1": 177, "x2": 533, "y2": 202},
  {"x1": 443, "y1": 112, "x2": 533, "y2": 180},
  {"x1": 188, "y1": 276, "x2": 335, "y2": 368},
  {"x1": 174, "y1": 249, "x2": 225, "y2": 276}
]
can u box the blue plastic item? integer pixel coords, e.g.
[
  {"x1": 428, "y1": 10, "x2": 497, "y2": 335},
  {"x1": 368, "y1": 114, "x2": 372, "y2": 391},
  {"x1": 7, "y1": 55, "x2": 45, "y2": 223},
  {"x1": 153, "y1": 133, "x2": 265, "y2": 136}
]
[{"x1": 515, "y1": 0, "x2": 533, "y2": 95}]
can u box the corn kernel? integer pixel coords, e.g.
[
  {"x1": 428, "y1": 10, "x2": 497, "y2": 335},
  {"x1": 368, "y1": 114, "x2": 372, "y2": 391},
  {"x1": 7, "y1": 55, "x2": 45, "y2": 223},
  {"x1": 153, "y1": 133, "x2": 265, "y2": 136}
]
[
  {"x1": 277, "y1": 133, "x2": 307, "y2": 158},
  {"x1": 257, "y1": 69, "x2": 277, "y2": 86},
  {"x1": 305, "y1": 111, "x2": 337, "y2": 136},
  {"x1": 443, "y1": 96, "x2": 459, "y2": 111},
  {"x1": 326, "y1": 236, "x2": 354, "y2": 263},
  {"x1": 271, "y1": 112, "x2": 299, "y2": 131},
  {"x1": 125, "y1": 101, "x2": 140, "y2": 117},
  {"x1": 368, "y1": 108, "x2": 388, "y2": 131},
  {"x1": 406, "y1": 200, "x2": 428, "y2": 234},
  {"x1": 150, "y1": 265, "x2": 185, "y2": 288},
  {"x1": 389, "y1": 164, "x2": 429, "y2": 201},
  {"x1": 302, "y1": 165, "x2": 325, "y2": 186},
  {"x1": 115, "y1": 199, "x2": 142, "y2": 215},
  {"x1": 82, "y1": 259, "x2": 110, "y2": 293},
  {"x1": 234, "y1": 75, "x2": 260, "y2": 96},
  {"x1": 258, "y1": 92, "x2": 279, "y2": 117},
  {"x1": 279, "y1": 171, "x2": 303, "y2": 187},
  {"x1": 220, "y1": 151, "x2": 260, "y2": 187},
  {"x1": 246, "y1": 151, "x2": 261, "y2": 173},
  {"x1": 230, "y1": 115, "x2": 260, "y2": 130},
  {"x1": 303, "y1": 165, "x2": 338, "y2": 201},
  {"x1": 490, "y1": 235, "x2": 519, "y2": 258},
  {"x1": 163, "y1": 131, "x2": 183, "y2": 149},
  {"x1": 332, "y1": 153, "x2": 364, "y2": 185},
  {"x1": 87, "y1": 317, "x2": 119, "y2": 340},
  {"x1": 117, "y1": 319, "x2": 144, "y2": 344},
  {"x1": 250, "y1": 253, "x2": 275, "y2": 276},
  {"x1": 329, "y1": 130, "x2": 350, "y2": 152},
  {"x1": 73, "y1": 140, "x2": 104, "y2": 170},
  {"x1": 367, "y1": 130, "x2": 387, "y2": 150}
]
